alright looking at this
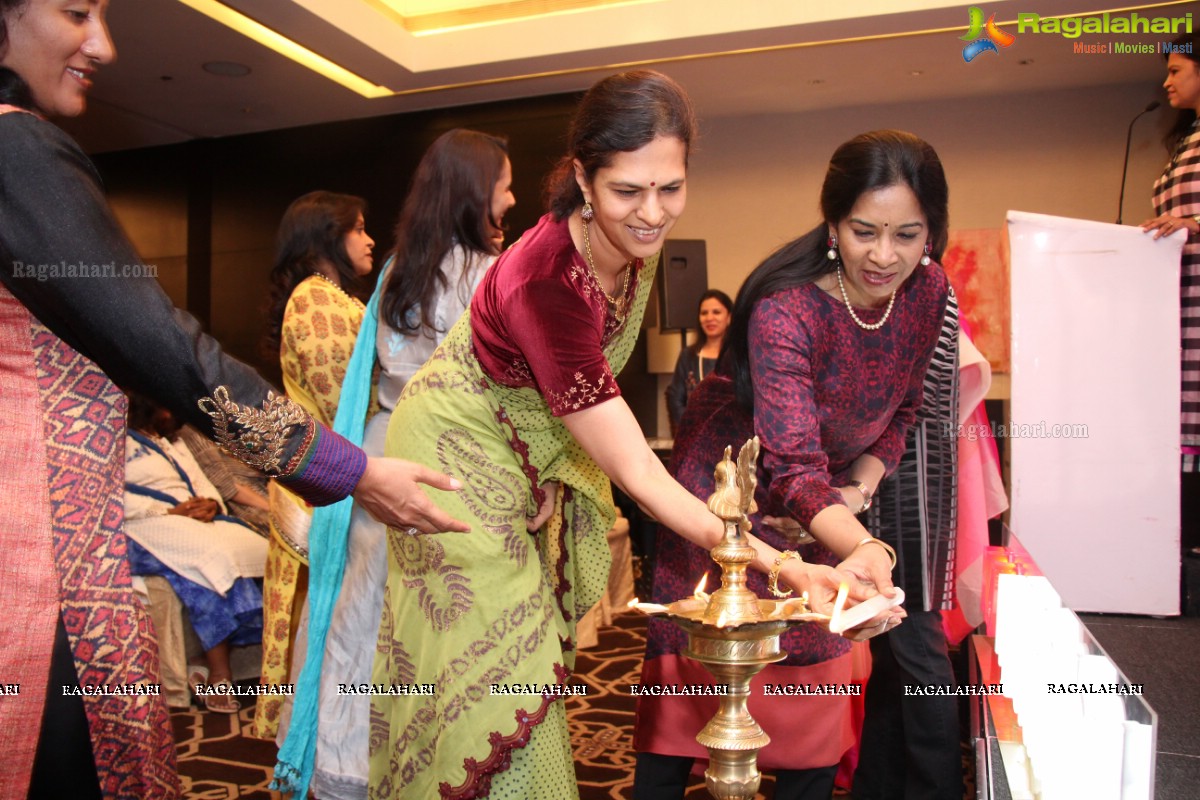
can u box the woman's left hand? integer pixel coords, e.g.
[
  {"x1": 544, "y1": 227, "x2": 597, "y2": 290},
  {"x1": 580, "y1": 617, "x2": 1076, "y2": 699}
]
[
  {"x1": 1141, "y1": 213, "x2": 1198, "y2": 239},
  {"x1": 789, "y1": 560, "x2": 905, "y2": 640},
  {"x1": 527, "y1": 481, "x2": 560, "y2": 532},
  {"x1": 834, "y1": 544, "x2": 905, "y2": 639},
  {"x1": 836, "y1": 541, "x2": 896, "y2": 597}
]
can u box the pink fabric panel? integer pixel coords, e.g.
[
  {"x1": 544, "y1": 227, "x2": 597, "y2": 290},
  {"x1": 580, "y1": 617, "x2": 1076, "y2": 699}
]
[{"x1": 0, "y1": 284, "x2": 59, "y2": 800}]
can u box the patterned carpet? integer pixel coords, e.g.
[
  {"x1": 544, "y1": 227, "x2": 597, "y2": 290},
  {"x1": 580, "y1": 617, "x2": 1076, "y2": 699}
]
[
  {"x1": 172, "y1": 613, "x2": 982, "y2": 798},
  {"x1": 171, "y1": 612, "x2": 772, "y2": 799}
]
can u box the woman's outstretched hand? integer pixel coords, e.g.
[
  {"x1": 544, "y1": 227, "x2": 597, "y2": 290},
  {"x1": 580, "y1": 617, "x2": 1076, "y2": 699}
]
[
  {"x1": 837, "y1": 541, "x2": 896, "y2": 598},
  {"x1": 834, "y1": 550, "x2": 905, "y2": 640},
  {"x1": 782, "y1": 561, "x2": 854, "y2": 615},
  {"x1": 353, "y1": 457, "x2": 470, "y2": 534},
  {"x1": 783, "y1": 560, "x2": 905, "y2": 641}
]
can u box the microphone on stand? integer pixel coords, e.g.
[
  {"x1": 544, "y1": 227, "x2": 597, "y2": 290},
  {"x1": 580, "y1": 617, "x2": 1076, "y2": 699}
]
[{"x1": 1116, "y1": 100, "x2": 1161, "y2": 224}]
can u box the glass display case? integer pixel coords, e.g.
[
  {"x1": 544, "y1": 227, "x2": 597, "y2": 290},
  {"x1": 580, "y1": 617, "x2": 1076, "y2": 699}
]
[{"x1": 970, "y1": 531, "x2": 1156, "y2": 800}]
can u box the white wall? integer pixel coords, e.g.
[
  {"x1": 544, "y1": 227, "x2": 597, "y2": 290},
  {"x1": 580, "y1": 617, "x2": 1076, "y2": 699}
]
[{"x1": 645, "y1": 81, "x2": 1173, "y2": 437}]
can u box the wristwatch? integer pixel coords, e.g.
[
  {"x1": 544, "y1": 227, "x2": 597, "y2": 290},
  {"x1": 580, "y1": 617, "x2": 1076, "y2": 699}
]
[{"x1": 849, "y1": 480, "x2": 873, "y2": 514}]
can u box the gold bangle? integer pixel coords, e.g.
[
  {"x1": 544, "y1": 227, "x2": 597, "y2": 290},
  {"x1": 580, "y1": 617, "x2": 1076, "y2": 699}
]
[
  {"x1": 768, "y1": 550, "x2": 802, "y2": 598},
  {"x1": 853, "y1": 536, "x2": 897, "y2": 569}
]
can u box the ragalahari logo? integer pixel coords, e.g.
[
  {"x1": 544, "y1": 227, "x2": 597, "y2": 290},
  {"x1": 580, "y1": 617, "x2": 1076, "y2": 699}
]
[{"x1": 960, "y1": 6, "x2": 1016, "y2": 62}]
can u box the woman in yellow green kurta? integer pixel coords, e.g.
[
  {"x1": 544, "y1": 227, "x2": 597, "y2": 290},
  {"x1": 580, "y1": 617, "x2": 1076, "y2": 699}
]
[
  {"x1": 252, "y1": 191, "x2": 374, "y2": 739},
  {"x1": 368, "y1": 70, "x2": 867, "y2": 800}
]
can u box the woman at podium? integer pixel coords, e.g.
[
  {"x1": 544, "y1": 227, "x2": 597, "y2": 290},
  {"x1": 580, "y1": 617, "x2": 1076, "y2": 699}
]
[{"x1": 1142, "y1": 33, "x2": 1200, "y2": 556}]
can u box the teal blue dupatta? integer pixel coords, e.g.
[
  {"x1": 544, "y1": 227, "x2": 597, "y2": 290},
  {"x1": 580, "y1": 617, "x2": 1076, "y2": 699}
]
[{"x1": 271, "y1": 264, "x2": 386, "y2": 798}]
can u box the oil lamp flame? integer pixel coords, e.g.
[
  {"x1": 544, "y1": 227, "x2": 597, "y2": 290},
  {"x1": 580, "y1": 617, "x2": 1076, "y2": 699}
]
[
  {"x1": 627, "y1": 597, "x2": 671, "y2": 615},
  {"x1": 693, "y1": 574, "x2": 711, "y2": 603}
]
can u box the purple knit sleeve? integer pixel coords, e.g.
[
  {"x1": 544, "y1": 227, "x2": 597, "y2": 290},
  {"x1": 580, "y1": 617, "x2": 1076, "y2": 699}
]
[{"x1": 277, "y1": 424, "x2": 368, "y2": 507}]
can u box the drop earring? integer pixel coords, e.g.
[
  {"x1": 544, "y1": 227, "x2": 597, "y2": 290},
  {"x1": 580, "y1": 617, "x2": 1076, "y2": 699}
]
[
  {"x1": 826, "y1": 235, "x2": 839, "y2": 261},
  {"x1": 920, "y1": 241, "x2": 931, "y2": 266},
  {"x1": 581, "y1": 202, "x2": 594, "y2": 222}
]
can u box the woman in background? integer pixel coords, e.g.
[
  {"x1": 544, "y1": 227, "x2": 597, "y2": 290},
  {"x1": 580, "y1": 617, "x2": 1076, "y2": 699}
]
[
  {"x1": 666, "y1": 288, "x2": 732, "y2": 434},
  {"x1": 123, "y1": 394, "x2": 267, "y2": 714},
  {"x1": 377, "y1": 128, "x2": 515, "y2": 411},
  {"x1": 275, "y1": 128, "x2": 516, "y2": 800},
  {"x1": 1142, "y1": 32, "x2": 1200, "y2": 557},
  {"x1": 253, "y1": 190, "x2": 374, "y2": 740},
  {"x1": 635, "y1": 130, "x2": 955, "y2": 800},
  {"x1": 0, "y1": 2, "x2": 462, "y2": 796}
]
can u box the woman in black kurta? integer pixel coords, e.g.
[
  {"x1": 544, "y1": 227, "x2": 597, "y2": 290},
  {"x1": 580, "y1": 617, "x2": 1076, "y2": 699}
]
[{"x1": 0, "y1": 3, "x2": 461, "y2": 796}]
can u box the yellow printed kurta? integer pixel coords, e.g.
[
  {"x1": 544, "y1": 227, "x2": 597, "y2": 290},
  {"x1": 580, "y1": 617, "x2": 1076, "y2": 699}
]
[{"x1": 252, "y1": 275, "x2": 363, "y2": 739}]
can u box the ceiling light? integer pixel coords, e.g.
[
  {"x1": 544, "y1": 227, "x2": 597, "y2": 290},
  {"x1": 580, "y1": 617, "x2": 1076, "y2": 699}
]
[
  {"x1": 370, "y1": 0, "x2": 657, "y2": 36},
  {"x1": 176, "y1": 0, "x2": 393, "y2": 98}
]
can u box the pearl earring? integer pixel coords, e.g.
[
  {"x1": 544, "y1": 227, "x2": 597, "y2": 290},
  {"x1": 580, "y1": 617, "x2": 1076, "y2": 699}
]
[
  {"x1": 826, "y1": 235, "x2": 839, "y2": 261},
  {"x1": 920, "y1": 241, "x2": 932, "y2": 266}
]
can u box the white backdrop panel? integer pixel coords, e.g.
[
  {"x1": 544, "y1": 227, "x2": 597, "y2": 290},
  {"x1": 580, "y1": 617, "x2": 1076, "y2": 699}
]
[{"x1": 1008, "y1": 210, "x2": 1181, "y2": 614}]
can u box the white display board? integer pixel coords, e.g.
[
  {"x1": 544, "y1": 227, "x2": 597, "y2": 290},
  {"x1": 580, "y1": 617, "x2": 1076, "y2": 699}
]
[{"x1": 1008, "y1": 210, "x2": 1182, "y2": 614}]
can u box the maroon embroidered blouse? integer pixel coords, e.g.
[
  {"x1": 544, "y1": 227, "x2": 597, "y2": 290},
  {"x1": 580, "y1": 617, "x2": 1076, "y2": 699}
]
[
  {"x1": 750, "y1": 263, "x2": 950, "y2": 528},
  {"x1": 471, "y1": 213, "x2": 641, "y2": 416}
]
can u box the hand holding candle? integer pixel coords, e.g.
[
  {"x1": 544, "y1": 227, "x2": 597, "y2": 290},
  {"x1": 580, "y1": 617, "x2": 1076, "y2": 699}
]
[
  {"x1": 836, "y1": 536, "x2": 897, "y2": 598},
  {"x1": 791, "y1": 562, "x2": 857, "y2": 616},
  {"x1": 829, "y1": 585, "x2": 906, "y2": 637}
]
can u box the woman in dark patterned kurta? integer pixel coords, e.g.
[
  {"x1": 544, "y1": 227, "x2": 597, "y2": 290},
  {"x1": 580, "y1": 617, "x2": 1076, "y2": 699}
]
[
  {"x1": 1142, "y1": 33, "x2": 1200, "y2": 554},
  {"x1": 635, "y1": 131, "x2": 957, "y2": 800}
]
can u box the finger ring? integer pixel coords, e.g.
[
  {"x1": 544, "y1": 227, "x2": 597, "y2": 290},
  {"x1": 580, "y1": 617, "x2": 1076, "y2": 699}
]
[{"x1": 405, "y1": 526, "x2": 419, "y2": 537}]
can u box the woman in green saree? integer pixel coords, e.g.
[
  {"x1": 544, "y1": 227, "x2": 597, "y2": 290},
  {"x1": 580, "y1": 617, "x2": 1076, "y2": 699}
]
[{"x1": 369, "y1": 70, "x2": 896, "y2": 799}]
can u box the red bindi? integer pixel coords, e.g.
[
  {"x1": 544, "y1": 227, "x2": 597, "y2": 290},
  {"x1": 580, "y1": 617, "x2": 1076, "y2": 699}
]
[{"x1": 651, "y1": 181, "x2": 656, "y2": 187}]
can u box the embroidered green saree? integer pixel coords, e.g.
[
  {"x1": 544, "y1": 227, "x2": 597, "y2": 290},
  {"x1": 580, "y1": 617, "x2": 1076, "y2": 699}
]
[{"x1": 369, "y1": 247, "x2": 657, "y2": 799}]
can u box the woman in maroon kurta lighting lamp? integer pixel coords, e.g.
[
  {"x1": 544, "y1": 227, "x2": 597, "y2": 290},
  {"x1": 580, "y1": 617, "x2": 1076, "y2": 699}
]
[{"x1": 635, "y1": 130, "x2": 959, "y2": 800}]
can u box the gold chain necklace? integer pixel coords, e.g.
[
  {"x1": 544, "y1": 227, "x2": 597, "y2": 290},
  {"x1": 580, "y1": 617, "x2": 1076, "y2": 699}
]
[
  {"x1": 580, "y1": 213, "x2": 632, "y2": 323},
  {"x1": 835, "y1": 266, "x2": 895, "y2": 331}
]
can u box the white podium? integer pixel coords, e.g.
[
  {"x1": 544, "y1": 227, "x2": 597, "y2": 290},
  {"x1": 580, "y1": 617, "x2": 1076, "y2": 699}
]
[{"x1": 1007, "y1": 210, "x2": 1183, "y2": 615}]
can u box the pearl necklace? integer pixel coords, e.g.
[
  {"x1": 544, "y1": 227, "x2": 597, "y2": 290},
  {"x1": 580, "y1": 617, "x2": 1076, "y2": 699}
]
[
  {"x1": 836, "y1": 266, "x2": 895, "y2": 331},
  {"x1": 310, "y1": 271, "x2": 365, "y2": 311},
  {"x1": 580, "y1": 214, "x2": 632, "y2": 323}
]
